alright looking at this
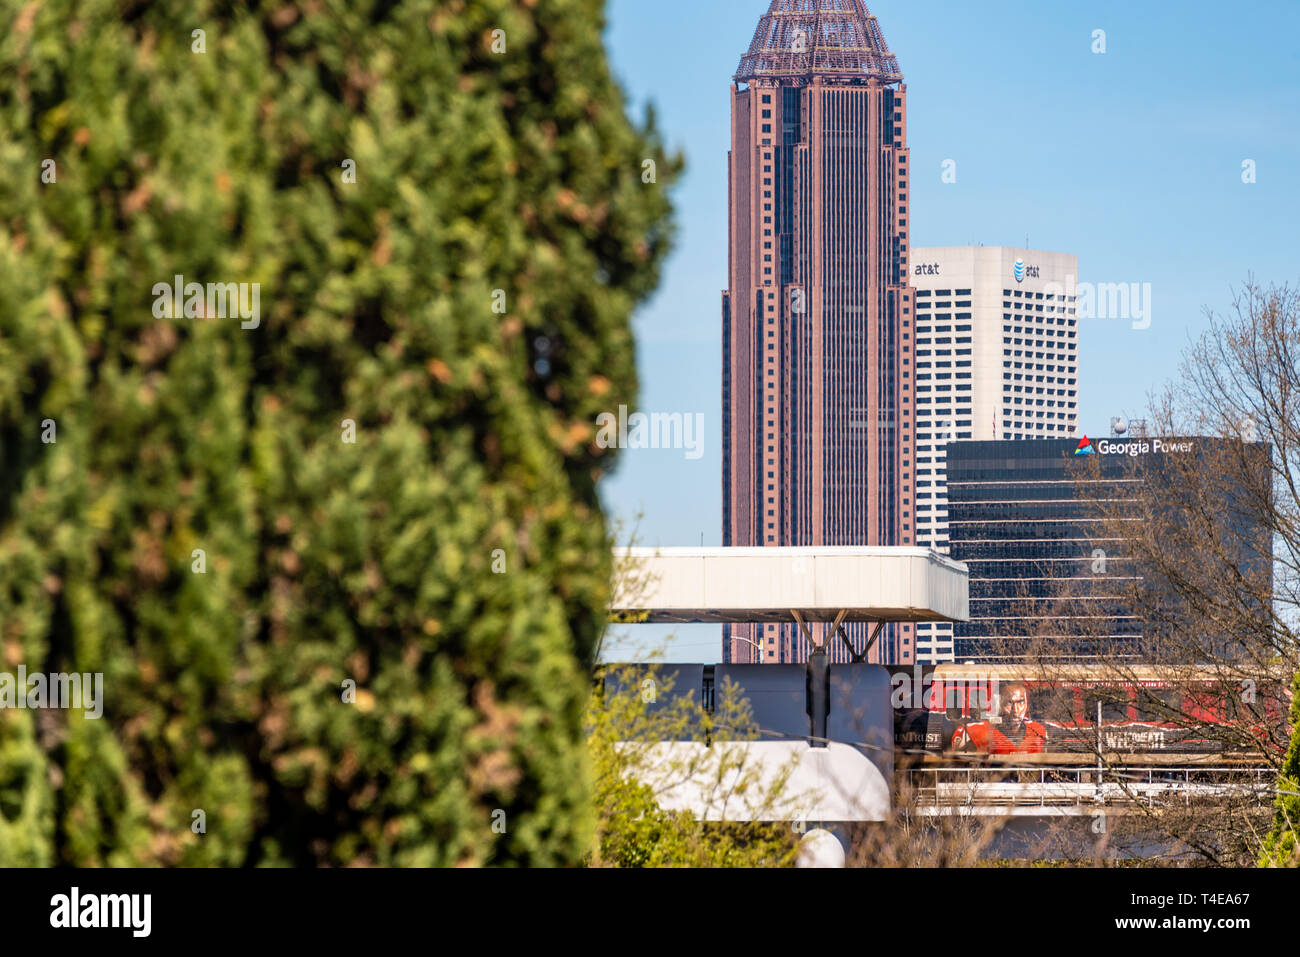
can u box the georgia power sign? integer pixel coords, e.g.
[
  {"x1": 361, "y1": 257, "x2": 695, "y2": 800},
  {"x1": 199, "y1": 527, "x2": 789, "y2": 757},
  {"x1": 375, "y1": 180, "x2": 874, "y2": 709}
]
[{"x1": 1095, "y1": 437, "x2": 1195, "y2": 456}]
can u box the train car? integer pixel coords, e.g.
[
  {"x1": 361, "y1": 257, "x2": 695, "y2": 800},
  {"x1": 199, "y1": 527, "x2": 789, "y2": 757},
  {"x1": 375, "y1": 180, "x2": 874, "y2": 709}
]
[{"x1": 888, "y1": 663, "x2": 1289, "y2": 761}]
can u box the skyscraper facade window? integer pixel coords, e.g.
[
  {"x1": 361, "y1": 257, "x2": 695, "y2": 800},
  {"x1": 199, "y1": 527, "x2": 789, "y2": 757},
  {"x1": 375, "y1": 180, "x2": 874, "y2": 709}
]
[{"x1": 723, "y1": 0, "x2": 914, "y2": 665}]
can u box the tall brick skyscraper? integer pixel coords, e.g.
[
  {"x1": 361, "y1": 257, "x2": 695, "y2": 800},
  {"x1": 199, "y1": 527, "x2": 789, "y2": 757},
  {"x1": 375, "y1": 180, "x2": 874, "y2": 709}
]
[{"x1": 722, "y1": 0, "x2": 915, "y2": 665}]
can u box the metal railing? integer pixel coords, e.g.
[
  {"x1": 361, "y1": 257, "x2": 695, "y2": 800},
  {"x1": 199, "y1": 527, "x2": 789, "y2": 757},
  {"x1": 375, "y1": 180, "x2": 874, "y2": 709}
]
[{"x1": 903, "y1": 765, "x2": 1277, "y2": 808}]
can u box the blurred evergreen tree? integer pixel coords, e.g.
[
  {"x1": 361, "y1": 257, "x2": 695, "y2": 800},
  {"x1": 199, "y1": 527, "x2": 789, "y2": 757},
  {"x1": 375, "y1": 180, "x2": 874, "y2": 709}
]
[{"x1": 0, "y1": 0, "x2": 678, "y2": 865}]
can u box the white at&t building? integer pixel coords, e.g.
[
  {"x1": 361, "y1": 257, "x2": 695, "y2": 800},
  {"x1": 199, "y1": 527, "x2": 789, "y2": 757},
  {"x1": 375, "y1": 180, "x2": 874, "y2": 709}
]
[{"x1": 908, "y1": 247, "x2": 1080, "y2": 662}]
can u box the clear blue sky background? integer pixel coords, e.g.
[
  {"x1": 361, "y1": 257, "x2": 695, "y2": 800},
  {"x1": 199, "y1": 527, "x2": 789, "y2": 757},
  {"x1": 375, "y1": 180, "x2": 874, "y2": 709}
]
[{"x1": 597, "y1": 0, "x2": 1300, "y2": 662}]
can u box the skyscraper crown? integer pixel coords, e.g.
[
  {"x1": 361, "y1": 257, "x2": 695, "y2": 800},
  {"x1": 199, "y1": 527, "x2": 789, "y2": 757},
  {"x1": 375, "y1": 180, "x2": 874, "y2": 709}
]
[{"x1": 735, "y1": 0, "x2": 902, "y2": 83}]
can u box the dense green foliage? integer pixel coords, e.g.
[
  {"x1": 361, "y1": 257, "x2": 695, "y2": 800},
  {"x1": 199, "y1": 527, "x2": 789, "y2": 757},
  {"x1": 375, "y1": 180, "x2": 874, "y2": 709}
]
[
  {"x1": 0, "y1": 0, "x2": 677, "y2": 865},
  {"x1": 586, "y1": 667, "x2": 804, "y2": 868},
  {"x1": 1263, "y1": 669, "x2": 1300, "y2": 866}
]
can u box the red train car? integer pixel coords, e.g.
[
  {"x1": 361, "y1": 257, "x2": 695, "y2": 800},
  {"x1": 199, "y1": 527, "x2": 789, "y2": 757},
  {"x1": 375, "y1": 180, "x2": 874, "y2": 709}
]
[{"x1": 889, "y1": 664, "x2": 1290, "y2": 760}]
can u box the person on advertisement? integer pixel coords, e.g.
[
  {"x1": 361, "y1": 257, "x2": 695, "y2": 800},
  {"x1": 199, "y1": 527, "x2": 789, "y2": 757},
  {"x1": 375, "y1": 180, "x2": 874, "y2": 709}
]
[{"x1": 952, "y1": 681, "x2": 1048, "y2": 754}]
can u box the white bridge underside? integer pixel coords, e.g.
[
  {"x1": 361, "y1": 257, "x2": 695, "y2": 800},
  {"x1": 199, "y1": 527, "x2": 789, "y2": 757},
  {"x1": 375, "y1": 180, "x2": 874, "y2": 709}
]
[
  {"x1": 612, "y1": 546, "x2": 969, "y2": 625},
  {"x1": 631, "y1": 741, "x2": 891, "y2": 823}
]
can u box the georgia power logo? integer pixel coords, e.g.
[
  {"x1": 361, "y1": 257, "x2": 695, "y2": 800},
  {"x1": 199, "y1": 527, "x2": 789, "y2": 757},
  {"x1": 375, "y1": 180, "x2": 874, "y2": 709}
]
[
  {"x1": 1014, "y1": 258, "x2": 1026, "y2": 283},
  {"x1": 1074, "y1": 435, "x2": 1095, "y2": 455}
]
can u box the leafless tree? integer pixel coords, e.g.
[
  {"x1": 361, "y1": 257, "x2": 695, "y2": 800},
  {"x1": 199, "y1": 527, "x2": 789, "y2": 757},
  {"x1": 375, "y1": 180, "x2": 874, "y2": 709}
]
[{"x1": 976, "y1": 281, "x2": 1300, "y2": 865}]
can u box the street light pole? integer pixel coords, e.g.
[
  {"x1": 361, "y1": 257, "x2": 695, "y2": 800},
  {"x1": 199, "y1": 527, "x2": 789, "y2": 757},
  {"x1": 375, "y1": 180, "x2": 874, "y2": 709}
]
[{"x1": 729, "y1": 634, "x2": 763, "y2": 663}]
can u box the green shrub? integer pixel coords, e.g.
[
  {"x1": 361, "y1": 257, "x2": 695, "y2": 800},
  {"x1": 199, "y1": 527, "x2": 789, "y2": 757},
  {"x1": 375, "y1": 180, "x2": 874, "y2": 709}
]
[{"x1": 1262, "y1": 669, "x2": 1300, "y2": 866}]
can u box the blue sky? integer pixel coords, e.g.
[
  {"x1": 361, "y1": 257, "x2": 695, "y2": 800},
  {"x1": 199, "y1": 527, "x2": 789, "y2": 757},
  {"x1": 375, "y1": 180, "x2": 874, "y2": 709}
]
[{"x1": 596, "y1": 0, "x2": 1300, "y2": 662}]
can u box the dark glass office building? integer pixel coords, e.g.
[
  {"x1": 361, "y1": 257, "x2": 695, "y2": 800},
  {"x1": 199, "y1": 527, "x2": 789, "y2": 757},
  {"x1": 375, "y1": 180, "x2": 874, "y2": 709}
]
[
  {"x1": 945, "y1": 439, "x2": 1133, "y2": 661},
  {"x1": 944, "y1": 437, "x2": 1270, "y2": 662}
]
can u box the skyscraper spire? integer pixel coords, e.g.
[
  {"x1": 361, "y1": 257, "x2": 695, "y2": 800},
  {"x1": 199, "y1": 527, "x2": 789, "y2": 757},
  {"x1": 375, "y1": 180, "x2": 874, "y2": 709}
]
[{"x1": 735, "y1": 0, "x2": 902, "y2": 83}]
